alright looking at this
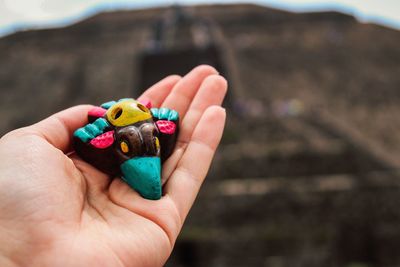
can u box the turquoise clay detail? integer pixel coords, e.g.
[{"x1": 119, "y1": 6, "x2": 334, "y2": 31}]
[
  {"x1": 121, "y1": 157, "x2": 162, "y2": 200},
  {"x1": 150, "y1": 108, "x2": 159, "y2": 118},
  {"x1": 151, "y1": 108, "x2": 179, "y2": 121},
  {"x1": 100, "y1": 101, "x2": 116, "y2": 109},
  {"x1": 74, "y1": 118, "x2": 109, "y2": 142}
]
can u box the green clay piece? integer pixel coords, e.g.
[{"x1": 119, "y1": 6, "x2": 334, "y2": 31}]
[
  {"x1": 151, "y1": 108, "x2": 178, "y2": 121},
  {"x1": 120, "y1": 157, "x2": 162, "y2": 200},
  {"x1": 74, "y1": 118, "x2": 109, "y2": 142},
  {"x1": 168, "y1": 110, "x2": 179, "y2": 121},
  {"x1": 84, "y1": 124, "x2": 99, "y2": 136},
  {"x1": 101, "y1": 101, "x2": 116, "y2": 109},
  {"x1": 158, "y1": 108, "x2": 170, "y2": 119},
  {"x1": 93, "y1": 118, "x2": 109, "y2": 130},
  {"x1": 150, "y1": 108, "x2": 159, "y2": 118},
  {"x1": 74, "y1": 128, "x2": 92, "y2": 142},
  {"x1": 118, "y1": 98, "x2": 131, "y2": 102}
]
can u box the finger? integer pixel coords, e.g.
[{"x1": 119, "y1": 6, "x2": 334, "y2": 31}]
[
  {"x1": 19, "y1": 105, "x2": 92, "y2": 153},
  {"x1": 161, "y1": 75, "x2": 227, "y2": 183},
  {"x1": 161, "y1": 65, "x2": 218, "y2": 118},
  {"x1": 179, "y1": 75, "x2": 227, "y2": 144},
  {"x1": 138, "y1": 75, "x2": 181, "y2": 107},
  {"x1": 165, "y1": 106, "x2": 226, "y2": 220}
]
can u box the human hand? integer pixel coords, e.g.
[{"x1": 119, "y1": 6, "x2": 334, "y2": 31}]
[{"x1": 0, "y1": 65, "x2": 227, "y2": 266}]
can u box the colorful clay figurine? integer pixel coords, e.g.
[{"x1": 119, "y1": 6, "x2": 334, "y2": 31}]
[{"x1": 73, "y1": 98, "x2": 179, "y2": 200}]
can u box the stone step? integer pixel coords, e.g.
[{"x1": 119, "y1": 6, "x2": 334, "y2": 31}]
[{"x1": 167, "y1": 171, "x2": 400, "y2": 267}]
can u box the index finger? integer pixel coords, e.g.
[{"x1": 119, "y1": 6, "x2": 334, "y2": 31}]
[
  {"x1": 138, "y1": 75, "x2": 181, "y2": 107},
  {"x1": 165, "y1": 106, "x2": 226, "y2": 221}
]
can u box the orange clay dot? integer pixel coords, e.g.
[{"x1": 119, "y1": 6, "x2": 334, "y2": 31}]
[{"x1": 120, "y1": 141, "x2": 129, "y2": 153}]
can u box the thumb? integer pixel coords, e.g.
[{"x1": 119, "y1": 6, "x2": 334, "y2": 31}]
[{"x1": 19, "y1": 105, "x2": 92, "y2": 153}]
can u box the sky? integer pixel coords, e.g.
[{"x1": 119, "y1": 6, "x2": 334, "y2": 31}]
[{"x1": 0, "y1": 0, "x2": 399, "y2": 36}]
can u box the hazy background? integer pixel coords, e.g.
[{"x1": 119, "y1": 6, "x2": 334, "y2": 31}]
[
  {"x1": 0, "y1": 1, "x2": 400, "y2": 266},
  {"x1": 1, "y1": 0, "x2": 400, "y2": 36}
]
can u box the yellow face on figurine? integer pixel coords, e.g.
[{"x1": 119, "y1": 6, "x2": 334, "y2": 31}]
[{"x1": 106, "y1": 99, "x2": 152, "y2": 127}]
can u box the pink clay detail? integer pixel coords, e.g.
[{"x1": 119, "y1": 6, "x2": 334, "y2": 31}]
[
  {"x1": 90, "y1": 130, "x2": 115, "y2": 148},
  {"x1": 139, "y1": 98, "x2": 152, "y2": 109},
  {"x1": 156, "y1": 120, "x2": 176, "y2": 134}
]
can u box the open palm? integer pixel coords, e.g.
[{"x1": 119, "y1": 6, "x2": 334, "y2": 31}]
[{"x1": 0, "y1": 65, "x2": 227, "y2": 267}]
